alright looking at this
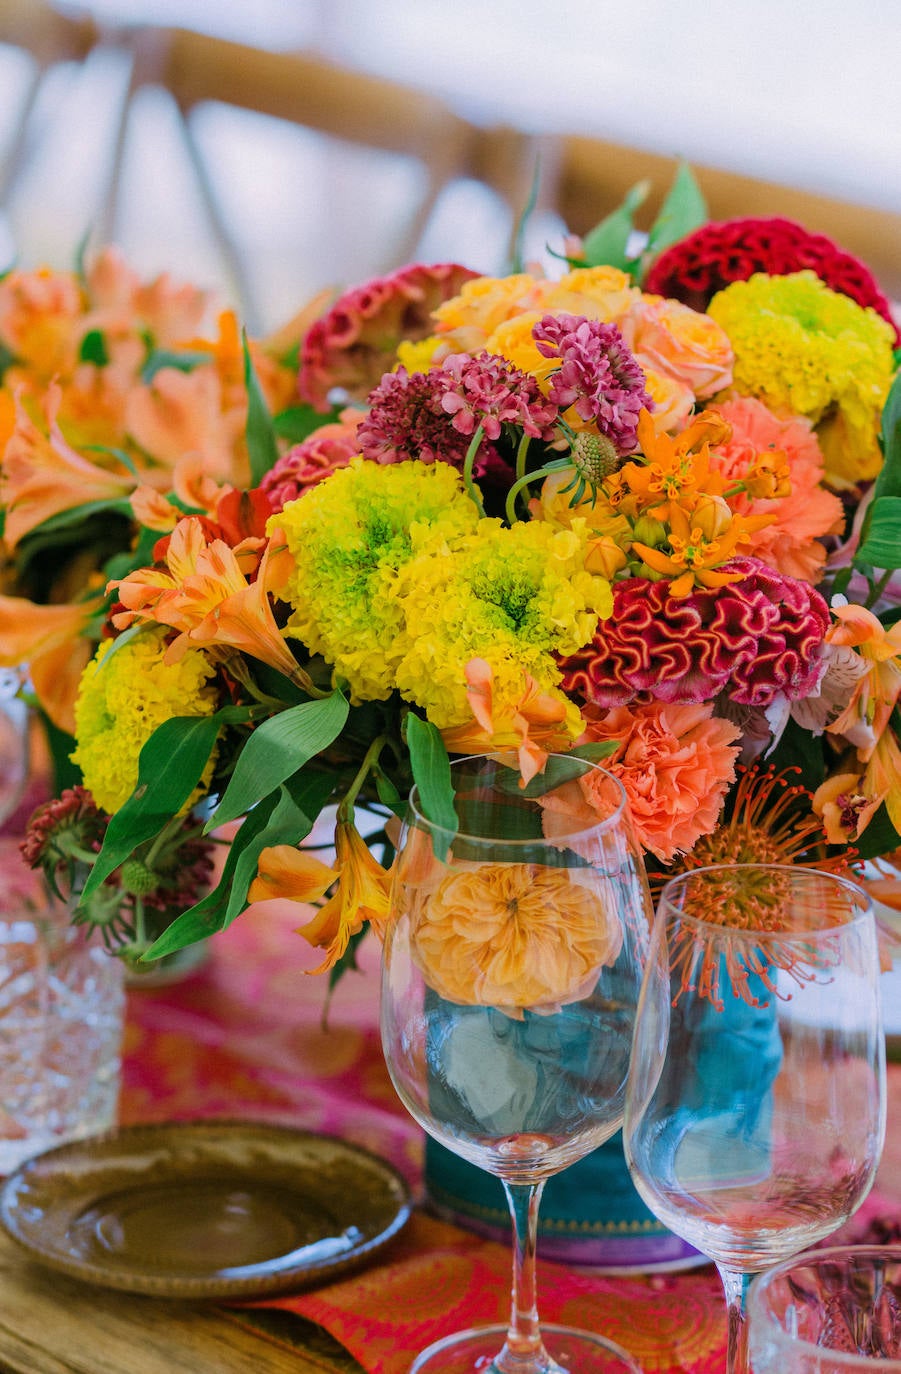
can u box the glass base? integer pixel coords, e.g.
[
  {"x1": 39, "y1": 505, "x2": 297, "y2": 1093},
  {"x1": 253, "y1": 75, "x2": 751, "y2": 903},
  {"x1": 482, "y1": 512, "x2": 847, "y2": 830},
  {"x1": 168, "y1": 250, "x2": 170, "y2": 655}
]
[{"x1": 409, "y1": 1324, "x2": 642, "y2": 1373}]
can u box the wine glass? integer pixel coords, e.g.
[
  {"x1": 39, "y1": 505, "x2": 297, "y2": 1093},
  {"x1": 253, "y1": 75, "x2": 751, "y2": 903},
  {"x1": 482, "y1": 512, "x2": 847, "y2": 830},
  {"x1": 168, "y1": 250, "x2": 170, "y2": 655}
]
[
  {"x1": 380, "y1": 752, "x2": 652, "y2": 1374},
  {"x1": 748, "y1": 1244, "x2": 901, "y2": 1370},
  {"x1": 623, "y1": 865, "x2": 887, "y2": 1374}
]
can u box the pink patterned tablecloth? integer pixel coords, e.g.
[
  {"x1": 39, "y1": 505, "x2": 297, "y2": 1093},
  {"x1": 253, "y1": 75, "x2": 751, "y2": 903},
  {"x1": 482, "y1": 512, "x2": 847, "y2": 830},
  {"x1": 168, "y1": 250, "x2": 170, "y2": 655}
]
[{"x1": 121, "y1": 904, "x2": 901, "y2": 1374}]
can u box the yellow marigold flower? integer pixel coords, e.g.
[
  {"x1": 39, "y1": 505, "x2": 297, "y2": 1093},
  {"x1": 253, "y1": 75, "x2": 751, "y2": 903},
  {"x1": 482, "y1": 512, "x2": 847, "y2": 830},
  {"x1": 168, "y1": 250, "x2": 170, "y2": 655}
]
[
  {"x1": 409, "y1": 861, "x2": 623, "y2": 1011},
  {"x1": 708, "y1": 271, "x2": 896, "y2": 488},
  {"x1": 270, "y1": 458, "x2": 480, "y2": 702},
  {"x1": 71, "y1": 625, "x2": 219, "y2": 813},
  {"x1": 394, "y1": 517, "x2": 612, "y2": 728}
]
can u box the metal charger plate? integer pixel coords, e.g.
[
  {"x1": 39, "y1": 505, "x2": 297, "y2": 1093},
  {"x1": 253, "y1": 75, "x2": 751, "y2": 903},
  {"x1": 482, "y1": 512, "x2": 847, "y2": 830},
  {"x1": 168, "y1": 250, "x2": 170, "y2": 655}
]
[{"x1": 0, "y1": 1119, "x2": 412, "y2": 1299}]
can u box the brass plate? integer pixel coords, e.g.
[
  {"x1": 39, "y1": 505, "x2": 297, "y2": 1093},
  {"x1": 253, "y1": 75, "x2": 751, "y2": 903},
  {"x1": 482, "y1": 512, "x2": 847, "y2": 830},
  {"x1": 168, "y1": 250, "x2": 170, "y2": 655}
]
[{"x1": 0, "y1": 1119, "x2": 411, "y2": 1299}]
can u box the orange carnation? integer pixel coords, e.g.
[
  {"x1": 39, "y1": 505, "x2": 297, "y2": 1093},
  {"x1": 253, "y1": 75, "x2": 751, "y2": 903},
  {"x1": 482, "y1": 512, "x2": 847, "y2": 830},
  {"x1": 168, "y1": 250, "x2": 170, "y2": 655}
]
[{"x1": 580, "y1": 700, "x2": 742, "y2": 862}]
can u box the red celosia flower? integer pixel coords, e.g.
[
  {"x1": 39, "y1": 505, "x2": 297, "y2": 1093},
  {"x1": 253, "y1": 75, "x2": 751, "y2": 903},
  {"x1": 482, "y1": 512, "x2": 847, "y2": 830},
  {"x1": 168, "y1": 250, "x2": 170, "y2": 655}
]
[
  {"x1": 531, "y1": 313, "x2": 653, "y2": 451},
  {"x1": 645, "y1": 216, "x2": 899, "y2": 343},
  {"x1": 261, "y1": 412, "x2": 362, "y2": 512},
  {"x1": 558, "y1": 555, "x2": 830, "y2": 709},
  {"x1": 298, "y1": 261, "x2": 479, "y2": 410}
]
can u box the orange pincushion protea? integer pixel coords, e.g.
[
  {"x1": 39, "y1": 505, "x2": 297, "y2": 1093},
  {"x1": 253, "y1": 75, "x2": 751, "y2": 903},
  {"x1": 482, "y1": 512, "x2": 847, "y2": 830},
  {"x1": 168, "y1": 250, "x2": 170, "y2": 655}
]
[{"x1": 409, "y1": 862, "x2": 622, "y2": 1012}]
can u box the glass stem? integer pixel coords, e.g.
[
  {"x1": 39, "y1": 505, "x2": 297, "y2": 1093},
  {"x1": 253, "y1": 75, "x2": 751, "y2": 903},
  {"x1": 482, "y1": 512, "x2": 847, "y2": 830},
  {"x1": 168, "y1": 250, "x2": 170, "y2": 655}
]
[
  {"x1": 495, "y1": 1179, "x2": 550, "y2": 1374},
  {"x1": 717, "y1": 1263, "x2": 751, "y2": 1374}
]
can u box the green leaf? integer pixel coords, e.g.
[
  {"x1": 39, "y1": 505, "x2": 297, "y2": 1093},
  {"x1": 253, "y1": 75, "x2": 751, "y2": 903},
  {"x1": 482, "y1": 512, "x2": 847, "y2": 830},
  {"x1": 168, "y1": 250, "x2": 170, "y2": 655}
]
[
  {"x1": 79, "y1": 329, "x2": 109, "y2": 366},
  {"x1": 854, "y1": 804, "x2": 901, "y2": 862},
  {"x1": 222, "y1": 768, "x2": 337, "y2": 924},
  {"x1": 273, "y1": 403, "x2": 340, "y2": 444},
  {"x1": 875, "y1": 369, "x2": 901, "y2": 500},
  {"x1": 210, "y1": 692, "x2": 349, "y2": 828},
  {"x1": 243, "y1": 330, "x2": 279, "y2": 485},
  {"x1": 765, "y1": 717, "x2": 826, "y2": 793},
  {"x1": 21, "y1": 498, "x2": 135, "y2": 536},
  {"x1": 508, "y1": 157, "x2": 541, "y2": 274},
  {"x1": 645, "y1": 161, "x2": 708, "y2": 257},
  {"x1": 855, "y1": 495, "x2": 901, "y2": 570},
  {"x1": 406, "y1": 715, "x2": 457, "y2": 857},
  {"x1": 373, "y1": 767, "x2": 405, "y2": 819},
  {"x1": 144, "y1": 769, "x2": 336, "y2": 960},
  {"x1": 80, "y1": 712, "x2": 228, "y2": 898},
  {"x1": 141, "y1": 347, "x2": 214, "y2": 383},
  {"x1": 581, "y1": 180, "x2": 650, "y2": 272}
]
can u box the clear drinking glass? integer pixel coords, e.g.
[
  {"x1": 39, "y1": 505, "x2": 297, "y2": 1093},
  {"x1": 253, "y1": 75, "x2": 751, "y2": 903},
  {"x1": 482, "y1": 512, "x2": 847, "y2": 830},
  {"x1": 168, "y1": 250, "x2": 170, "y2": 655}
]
[
  {"x1": 748, "y1": 1245, "x2": 901, "y2": 1370},
  {"x1": 0, "y1": 895, "x2": 125, "y2": 1174},
  {"x1": 380, "y1": 753, "x2": 652, "y2": 1374},
  {"x1": 623, "y1": 865, "x2": 886, "y2": 1374}
]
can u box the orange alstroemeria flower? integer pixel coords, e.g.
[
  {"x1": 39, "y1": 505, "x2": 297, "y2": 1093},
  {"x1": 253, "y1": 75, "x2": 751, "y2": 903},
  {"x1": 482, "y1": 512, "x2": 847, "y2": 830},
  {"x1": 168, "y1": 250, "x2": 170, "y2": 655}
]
[
  {"x1": 825, "y1": 604, "x2": 901, "y2": 757},
  {"x1": 440, "y1": 657, "x2": 584, "y2": 785},
  {"x1": 111, "y1": 518, "x2": 302, "y2": 684},
  {"x1": 813, "y1": 727, "x2": 901, "y2": 845},
  {"x1": 631, "y1": 498, "x2": 769, "y2": 598},
  {"x1": 249, "y1": 821, "x2": 393, "y2": 973},
  {"x1": 0, "y1": 593, "x2": 105, "y2": 732},
  {"x1": 0, "y1": 383, "x2": 134, "y2": 547}
]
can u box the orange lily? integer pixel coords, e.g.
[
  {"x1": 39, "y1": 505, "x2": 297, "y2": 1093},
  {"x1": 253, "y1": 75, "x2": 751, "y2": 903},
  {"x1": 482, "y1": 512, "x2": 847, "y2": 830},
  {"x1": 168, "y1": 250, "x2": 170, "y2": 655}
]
[
  {"x1": 0, "y1": 383, "x2": 134, "y2": 547},
  {"x1": 440, "y1": 657, "x2": 584, "y2": 785},
  {"x1": 249, "y1": 821, "x2": 393, "y2": 973},
  {"x1": 631, "y1": 498, "x2": 768, "y2": 597},
  {"x1": 112, "y1": 519, "x2": 303, "y2": 684},
  {"x1": 0, "y1": 592, "x2": 105, "y2": 732},
  {"x1": 825, "y1": 604, "x2": 901, "y2": 757}
]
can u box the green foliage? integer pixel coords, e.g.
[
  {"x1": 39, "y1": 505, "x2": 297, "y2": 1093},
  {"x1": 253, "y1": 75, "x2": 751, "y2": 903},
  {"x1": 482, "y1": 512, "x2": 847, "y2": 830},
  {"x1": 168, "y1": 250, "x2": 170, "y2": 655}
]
[
  {"x1": 579, "y1": 162, "x2": 707, "y2": 281},
  {"x1": 243, "y1": 330, "x2": 279, "y2": 485},
  {"x1": 79, "y1": 329, "x2": 109, "y2": 366},
  {"x1": 854, "y1": 804, "x2": 901, "y2": 862},
  {"x1": 144, "y1": 767, "x2": 337, "y2": 959},
  {"x1": 581, "y1": 181, "x2": 650, "y2": 273},
  {"x1": 509, "y1": 159, "x2": 542, "y2": 274},
  {"x1": 141, "y1": 347, "x2": 214, "y2": 383},
  {"x1": 80, "y1": 707, "x2": 251, "y2": 899},
  {"x1": 209, "y1": 692, "x2": 349, "y2": 828},
  {"x1": 874, "y1": 369, "x2": 901, "y2": 500},
  {"x1": 856, "y1": 496, "x2": 901, "y2": 570},
  {"x1": 405, "y1": 714, "x2": 457, "y2": 838},
  {"x1": 273, "y1": 403, "x2": 341, "y2": 444}
]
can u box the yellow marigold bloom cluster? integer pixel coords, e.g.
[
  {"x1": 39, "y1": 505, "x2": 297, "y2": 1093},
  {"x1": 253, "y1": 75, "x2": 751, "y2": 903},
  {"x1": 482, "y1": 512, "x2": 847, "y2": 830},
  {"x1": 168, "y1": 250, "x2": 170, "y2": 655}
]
[
  {"x1": 71, "y1": 624, "x2": 219, "y2": 813},
  {"x1": 394, "y1": 517, "x2": 612, "y2": 727},
  {"x1": 707, "y1": 271, "x2": 896, "y2": 488},
  {"x1": 271, "y1": 458, "x2": 480, "y2": 701}
]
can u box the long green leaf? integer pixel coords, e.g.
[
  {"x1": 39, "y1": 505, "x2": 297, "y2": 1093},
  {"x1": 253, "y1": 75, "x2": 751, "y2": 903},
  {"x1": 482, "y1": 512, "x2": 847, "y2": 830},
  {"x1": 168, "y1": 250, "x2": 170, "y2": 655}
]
[
  {"x1": 406, "y1": 714, "x2": 457, "y2": 842},
  {"x1": 80, "y1": 711, "x2": 230, "y2": 898},
  {"x1": 210, "y1": 692, "x2": 349, "y2": 828},
  {"x1": 855, "y1": 495, "x2": 901, "y2": 570},
  {"x1": 581, "y1": 180, "x2": 650, "y2": 272},
  {"x1": 874, "y1": 369, "x2": 901, "y2": 501},
  {"x1": 243, "y1": 330, "x2": 279, "y2": 485},
  {"x1": 143, "y1": 769, "x2": 337, "y2": 960},
  {"x1": 645, "y1": 161, "x2": 708, "y2": 257}
]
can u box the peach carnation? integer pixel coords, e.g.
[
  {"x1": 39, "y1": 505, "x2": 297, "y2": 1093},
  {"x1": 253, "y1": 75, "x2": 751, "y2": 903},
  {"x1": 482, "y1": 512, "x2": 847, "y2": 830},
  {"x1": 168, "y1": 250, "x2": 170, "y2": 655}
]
[
  {"x1": 580, "y1": 701, "x2": 742, "y2": 862},
  {"x1": 709, "y1": 396, "x2": 845, "y2": 582},
  {"x1": 410, "y1": 862, "x2": 623, "y2": 1011}
]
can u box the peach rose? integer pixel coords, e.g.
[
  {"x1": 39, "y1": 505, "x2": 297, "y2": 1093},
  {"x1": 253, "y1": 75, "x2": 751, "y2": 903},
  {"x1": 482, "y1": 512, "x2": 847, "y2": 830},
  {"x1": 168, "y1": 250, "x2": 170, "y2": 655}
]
[
  {"x1": 622, "y1": 296, "x2": 733, "y2": 398},
  {"x1": 410, "y1": 861, "x2": 623, "y2": 1011}
]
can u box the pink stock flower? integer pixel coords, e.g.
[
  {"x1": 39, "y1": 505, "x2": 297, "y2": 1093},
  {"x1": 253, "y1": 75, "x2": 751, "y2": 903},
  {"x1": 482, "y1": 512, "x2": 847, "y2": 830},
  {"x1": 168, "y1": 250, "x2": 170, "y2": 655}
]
[
  {"x1": 530, "y1": 313, "x2": 652, "y2": 450},
  {"x1": 580, "y1": 700, "x2": 742, "y2": 862},
  {"x1": 261, "y1": 409, "x2": 362, "y2": 512},
  {"x1": 709, "y1": 396, "x2": 845, "y2": 583},
  {"x1": 558, "y1": 556, "x2": 830, "y2": 709},
  {"x1": 298, "y1": 261, "x2": 479, "y2": 410}
]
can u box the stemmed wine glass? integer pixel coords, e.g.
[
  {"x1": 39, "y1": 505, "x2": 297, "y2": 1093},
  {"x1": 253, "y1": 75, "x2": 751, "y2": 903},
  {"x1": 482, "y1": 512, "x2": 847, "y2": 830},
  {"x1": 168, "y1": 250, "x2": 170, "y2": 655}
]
[
  {"x1": 623, "y1": 864, "x2": 886, "y2": 1374},
  {"x1": 380, "y1": 753, "x2": 652, "y2": 1374}
]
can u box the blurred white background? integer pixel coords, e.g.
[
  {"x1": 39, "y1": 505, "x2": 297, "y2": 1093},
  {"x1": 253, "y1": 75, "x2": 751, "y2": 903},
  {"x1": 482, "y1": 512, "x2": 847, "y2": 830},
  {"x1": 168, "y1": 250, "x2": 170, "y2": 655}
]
[{"x1": 0, "y1": 0, "x2": 898, "y2": 331}]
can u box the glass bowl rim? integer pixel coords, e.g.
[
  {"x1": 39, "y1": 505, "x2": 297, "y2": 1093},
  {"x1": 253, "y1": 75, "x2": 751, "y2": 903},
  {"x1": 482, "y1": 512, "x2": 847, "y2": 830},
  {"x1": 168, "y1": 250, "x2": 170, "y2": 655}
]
[
  {"x1": 655, "y1": 863, "x2": 875, "y2": 943},
  {"x1": 406, "y1": 751, "x2": 630, "y2": 846},
  {"x1": 748, "y1": 1242, "x2": 901, "y2": 1368}
]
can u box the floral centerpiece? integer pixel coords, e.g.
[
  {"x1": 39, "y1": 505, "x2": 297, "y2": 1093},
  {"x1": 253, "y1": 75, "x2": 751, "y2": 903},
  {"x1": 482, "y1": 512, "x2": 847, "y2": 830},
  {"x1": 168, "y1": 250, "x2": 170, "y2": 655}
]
[
  {"x1": 3, "y1": 164, "x2": 900, "y2": 1268},
  {"x1": 4, "y1": 170, "x2": 901, "y2": 978}
]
